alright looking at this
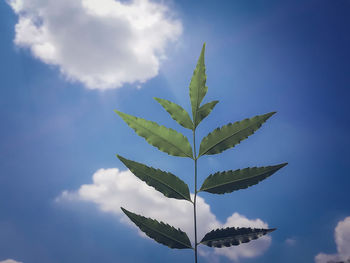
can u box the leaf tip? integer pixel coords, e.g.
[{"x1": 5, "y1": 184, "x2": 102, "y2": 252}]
[
  {"x1": 114, "y1": 110, "x2": 123, "y2": 117},
  {"x1": 280, "y1": 162, "x2": 288, "y2": 168},
  {"x1": 262, "y1": 111, "x2": 277, "y2": 121},
  {"x1": 274, "y1": 162, "x2": 288, "y2": 172},
  {"x1": 120, "y1": 207, "x2": 132, "y2": 218},
  {"x1": 199, "y1": 43, "x2": 206, "y2": 58},
  {"x1": 269, "y1": 228, "x2": 277, "y2": 233},
  {"x1": 116, "y1": 154, "x2": 124, "y2": 161}
]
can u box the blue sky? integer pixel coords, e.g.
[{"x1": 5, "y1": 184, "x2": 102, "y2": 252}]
[{"x1": 1, "y1": 0, "x2": 350, "y2": 263}]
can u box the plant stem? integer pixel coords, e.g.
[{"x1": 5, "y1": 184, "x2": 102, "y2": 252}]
[{"x1": 193, "y1": 129, "x2": 198, "y2": 263}]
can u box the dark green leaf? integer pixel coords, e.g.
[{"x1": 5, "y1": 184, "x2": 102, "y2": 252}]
[
  {"x1": 154, "y1": 98, "x2": 193, "y2": 130},
  {"x1": 200, "y1": 227, "x2": 276, "y2": 248},
  {"x1": 189, "y1": 43, "x2": 208, "y2": 123},
  {"x1": 117, "y1": 155, "x2": 191, "y2": 202},
  {"x1": 200, "y1": 163, "x2": 287, "y2": 194},
  {"x1": 115, "y1": 111, "x2": 193, "y2": 158},
  {"x1": 198, "y1": 112, "x2": 275, "y2": 157},
  {"x1": 195, "y1": 100, "x2": 219, "y2": 127},
  {"x1": 121, "y1": 207, "x2": 193, "y2": 249}
]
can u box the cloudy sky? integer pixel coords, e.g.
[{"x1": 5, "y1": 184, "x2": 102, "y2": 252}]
[{"x1": 1, "y1": 0, "x2": 349, "y2": 262}]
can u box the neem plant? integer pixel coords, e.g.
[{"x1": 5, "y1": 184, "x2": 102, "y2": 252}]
[{"x1": 115, "y1": 44, "x2": 287, "y2": 263}]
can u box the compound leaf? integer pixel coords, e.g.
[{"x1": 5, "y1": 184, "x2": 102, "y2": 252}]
[
  {"x1": 200, "y1": 227, "x2": 276, "y2": 248},
  {"x1": 195, "y1": 100, "x2": 219, "y2": 127},
  {"x1": 117, "y1": 155, "x2": 191, "y2": 202},
  {"x1": 121, "y1": 207, "x2": 193, "y2": 249},
  {"x1": 198, "y1": 112, "x2": 275, "y2": 157},
  {"x1": 154, "y1": 97, "x2": 193, "y2": 130},
  {"x1": 189, "y1": 43, "x2": 208, "y2": 124},
  {"x1": 115, "y1": 111, "x2": 193, "y2": 158},
  {"x1": 200, "y1": 163, "x2": 288, "y2": 194}
]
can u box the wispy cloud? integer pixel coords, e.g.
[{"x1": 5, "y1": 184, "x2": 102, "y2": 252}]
[
  {"x1": 6, "y1": 0, "x2": 182, "y2": 89},
  {"x1": 315, "y1": 217, "x2": 350, "y2": 263},
  {"x1": 285, "y1": 238, "x2": 296, "y2": 246},
  {"x1": 0, "y1": 260, "x2": 23, "y2": 263},
  {"x1": 57, "y1": 167, "x2": 273, "y2": 262}
]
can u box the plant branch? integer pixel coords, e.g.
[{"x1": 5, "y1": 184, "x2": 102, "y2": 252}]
[{"x1": 193, "y1": 128, "x2": 198, "y2": 263}]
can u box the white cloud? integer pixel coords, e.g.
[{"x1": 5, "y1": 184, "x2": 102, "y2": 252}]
[
  {"x1": 315, "y1": 217, "x2": 350, "y2": 263},
  {"x1": 0, "y1": 260, "x2": 23, "y2": 263},
  {"x1": 57, "y1": 167, "x2": 273, "y2": 262},
  {"x1": 285, "y1": 238, "x2": 296, "y2": 246},
  {"x1": 7, "y1": 0, "x2": 182, "y2": 89}
]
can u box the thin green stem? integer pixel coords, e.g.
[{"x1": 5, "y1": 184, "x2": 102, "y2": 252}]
[{"x1": 193, "y1": 129, "x2": 198, "y2": 263}]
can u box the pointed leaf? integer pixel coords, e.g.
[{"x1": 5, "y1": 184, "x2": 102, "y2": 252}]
[
  {"x1": 154, "y1": 98, "x2": 193, "y2": 130},
  {"x1": 115, "y1": 111, "x2": 193, "y2": 158},
  {"x1": 195, "y1": 100, "x2": 219, "y2": 127},
  {"x1": 121, "y1": 207, "x2": 193, "y2": 249},
  {"x1": 200, "y1": 163, "x2": 288, "y2": 194},
  {"x1": 189, "y1": 43, "x2": 208, "y2": 123},
  {"x1": 198, "y1": 112, "x2": 276, "y2": 157},
  {"x1": 200, "y1": 227, "x2": 276, "y2": 248},
  {"x1": 117, "y1": 155, "x2": 191, "y2": 202}
]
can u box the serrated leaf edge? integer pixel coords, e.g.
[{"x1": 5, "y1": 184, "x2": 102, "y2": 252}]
[
  {"x1": 190, "y1": 43, "x2": 208, "y2": 123},
  {"x1": 115, "y1": 110, "x2": 193, "y2": 159},
  {"x1": 195, "y1": 100, "x2": 219, "y2": 127},
  {"x1": 154, "y1": 97, "x2": 194, "y2": 130},
  {"x1": 200, "y1": 227, "x2": 276, "y2": 247},
  {"x1": 199, "y1": 163, "x2": 288, "y2": 192},
  {"x1": 121, "y1": 207, "x2": 193, "y2": 249},
  {"x1": 117, "y1": 155, "x2": 192, "y2": 202},
  {"x1": 198, "y1": 112, "x2": 276, "y2": 157}
]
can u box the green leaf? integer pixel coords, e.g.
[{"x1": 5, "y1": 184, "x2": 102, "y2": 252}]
[
  {"x1": 198, "y1": 112, "x2": 276, "y2": 157},
  {"x1": 200, "y1": 227, "x2": 276, "y2": 248},
  {"x1": 189, "y1": 43, "x2": 208, "y2": 124},
  {"x1": 121, "y1": 207, "x2": 193, "y2": 249},
  {"x1": 200, "y1": 163, "x2": 288, "y2": 194},
  {"x1": 154, "y1": 98, "x2": 193, "y2": 130},
  {"x1": 195, "y1": 100, "x2": 219, "y2": 127},
  {"x1": 117, "y1": 155, "x2": 191, "y2": 202},
  {"x1": 115, "y1": 111, "x2": 193, "y2": 158}
]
